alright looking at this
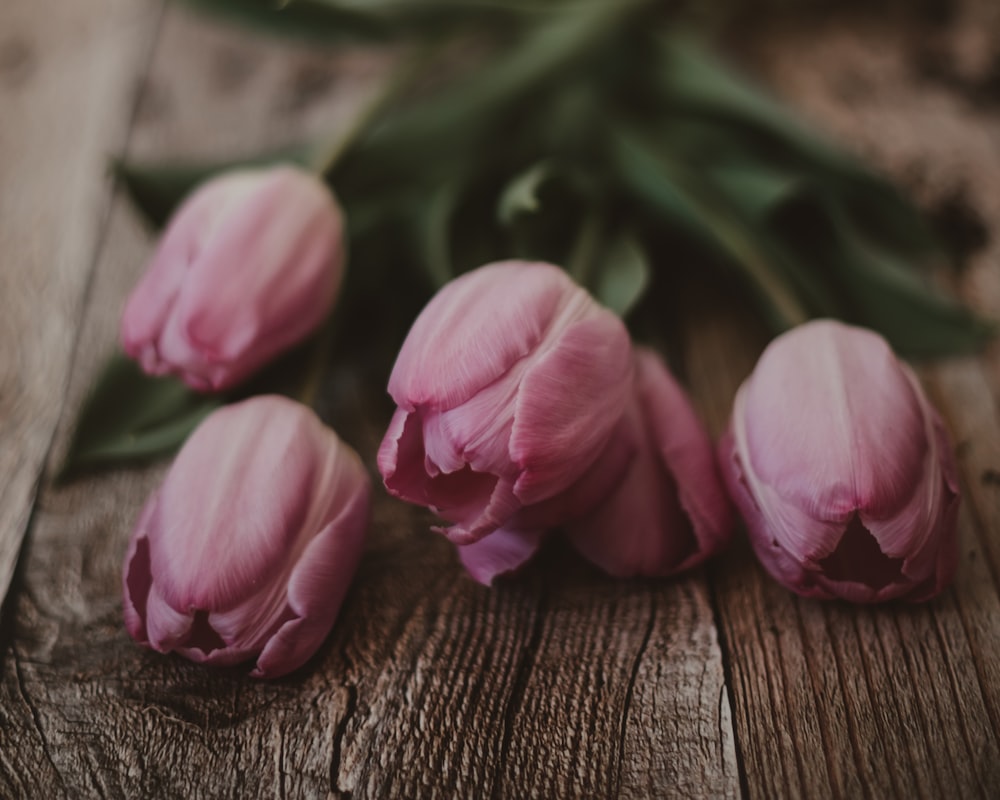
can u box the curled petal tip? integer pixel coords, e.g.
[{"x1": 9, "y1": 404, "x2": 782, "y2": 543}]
[{"x1": 457, "y1": 528, "x2": 544, "y2": 586}]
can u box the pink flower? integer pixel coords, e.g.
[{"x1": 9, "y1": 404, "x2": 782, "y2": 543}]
[
  {"x1": 378, "y1": 261, "x2": 633, "y2": 558},
  {"x1": 122, "y1": 395, "x2": 370, "y2": 678},
  {"x1": 564, "y1": 347, "x2": 734, "y2": 577},
  {"x1": 121, "y1": 166, "x2": 345, "y2": 392},
  {"x1": 719, "y1": 320, "x2": 960, "y2": 603}
]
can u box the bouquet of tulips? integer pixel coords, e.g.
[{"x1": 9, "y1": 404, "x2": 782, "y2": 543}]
[{"x1": 66, "y1": 0, "x2": 981, "y2": 678}]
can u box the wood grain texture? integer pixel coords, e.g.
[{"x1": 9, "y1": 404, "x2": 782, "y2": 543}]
[
  {"x1": 0, "y1": 0, "x2": 160, "y2": 608},
  {"x1": 0, "y1": 4, "x2": 739, "y2": 798}
]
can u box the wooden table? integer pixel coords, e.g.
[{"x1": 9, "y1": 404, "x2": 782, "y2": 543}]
[{"x1": 2, "y1": 1, "x2": 999, "y2": 796}]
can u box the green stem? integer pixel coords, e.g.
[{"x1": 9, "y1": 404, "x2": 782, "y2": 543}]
[{"x1": 567, "y1": 208, "x2": 605, "y2": 288}]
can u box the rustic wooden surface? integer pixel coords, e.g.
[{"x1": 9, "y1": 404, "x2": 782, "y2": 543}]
[{"x1": 2, "y1": 0, "x2": 999, "y2": 797}]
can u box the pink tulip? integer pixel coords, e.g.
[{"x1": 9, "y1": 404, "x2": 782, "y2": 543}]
[
  {"x1": 565, "y1": 347, "x2": 734, "y2": 577},
  {"x1": 719, "y1": 320, "x2": 960, "y2": 603},
  {"x1": 122, "y1": 395, "x2": 370, "y2": 678},
  {"x1": 378, "y1": 260, "x2": 633, "y2": 560},
  {"x1": 121, "y1": 166, "x2": 345, "y2": 392}
]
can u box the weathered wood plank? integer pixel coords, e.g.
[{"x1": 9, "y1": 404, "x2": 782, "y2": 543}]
[
  {"x1": 684, "y1": 292, "x2": 1000, "y2": 799},
  {"x1": 700, "y1": 4, "x2": 1000, "y2": 796},
  {"x1": 1, "y1": 4, "x2": 739, "y2": 798},
  {"x1": 0, "y1": 0, "x2": 160, "y2": 608}
]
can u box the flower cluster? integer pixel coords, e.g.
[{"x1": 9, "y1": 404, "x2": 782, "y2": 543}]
[
  {"x1": 116, "y1": 164, "x2": 961, "y2": 680},
  {"x1": 379, "y1": 265, "x2": 960, "y2": 598}
]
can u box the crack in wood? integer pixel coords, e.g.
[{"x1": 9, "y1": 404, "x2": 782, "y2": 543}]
[
  {"x1": 490, "y1": 580, "x2": 547, "y2": 800},
  {"x1": 11, "y1": 645, "x2": 66, "y2": 794},
  {"x1": 708, "y1": 573, "x2": 750, "y2": 800},
  {"x1": 615, "y1": 590, "x2": 656, "y2": 795},
  {"x1": 329, "y1": 683, "x2": 357, "y2": 800}
]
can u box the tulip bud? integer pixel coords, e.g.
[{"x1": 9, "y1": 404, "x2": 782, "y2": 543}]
[
  {"x1": 377, "y1": 260, "x2": 633, "y2": 552},
  {"x1": 719, "y1": 320, "x2": 960, "y2": 603},
  {"x1": 121, "y1": 166, "x2": 345, "y2": 392},
  {"x1": 565, "y1": 347, "x2": 734, "y2": 577},
  {"x1": 122, "y1": 395, "x2": 371, "y2": 678}
]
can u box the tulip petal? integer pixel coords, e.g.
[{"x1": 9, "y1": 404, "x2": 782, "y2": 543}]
[
  {"x1": 252, "y1": 484, "x2": 370, "y2": 678},
  {"x1": 634, "y1": 348, "x2": 734, "y2": 564},
  {"x1": 149, "y1": 398, "x2": 336, "y2": 611},
  {"x1": 567, "y1": 394, "x2": 702, "y2": 578},
  {"x1": 119, "y1": 183, "x2": 221, "y2": 365},
  {"x1": 859, "y1": 381, "x2": 960, "y2": 599},
  {"x1": 739, "y1": 321, "x2": 926, "y2": 521},
  {"x1": 144, "y1": 582, "x2": 193, "y2": 653},
  {"x1": 512, "y1": 315, "x2": 632, "y2": 504},
  {"x1": 720, "y1": 427, "x2": 822, "y2": 598},
  {"x1": 513, "y1": 411, "x2": 637, "y2": 530},
  {"x1": 378, "y1": 408, "x2": 427, "y2": 501},
  {"x1": 432, "y1": 477, "x2": 522, "y2": 545},
  {"x1": 173, "y1": 171, "x2": 342, "y2": 389},
  {"x1": 456, "y1": 528, "x2": 544, "y2": 586},
  {"x1": 428, "y1": 359, "x2": 528, "y2": 476},
  {"x1": 387, "y1": 261, "x2": 572, "y2": 411},
  {"x1": 381, "y1": 408, "x2": 507, "y2": 540},
  {"x1": 122, "y1": 497, "x2": 158, "y2": 644}
]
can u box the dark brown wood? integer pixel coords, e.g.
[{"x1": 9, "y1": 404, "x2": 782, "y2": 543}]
[{"x1": 3, "y1": 0, "x2": 1000, "y2": 797}]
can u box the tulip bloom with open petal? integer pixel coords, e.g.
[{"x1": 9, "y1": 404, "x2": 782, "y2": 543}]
[
  {"x1": 378, "y1": 260, "x2": 632, "y2": 558},
  {"x1": 719, "y1": 320, "x2": 960, "y2": 603},
  {"x1": 566, "y1": 347, "x2": 734, "y2": 577},
  {"x1": 121, "y1": 166, "x2": 345, "y2": 392},
  {"x1": 123, "y1": 395, "x2": 370, "y2": 678}
]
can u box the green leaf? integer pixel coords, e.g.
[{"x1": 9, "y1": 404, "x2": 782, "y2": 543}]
[
  {"x1": 175, "y1": 0, "x2": 588, "y2": 44},
  {"x1": 59, "y1": 352, "x2": 221, "y2": 480},
  {"x1": 113, "y1": 146, "x2": 311, "y2": 229},
  {"x1": 497, "y1": 160, "x2": 556, "y2": 225},
  {"x1": 593, "y1": 232, "x2": 650, "y2": 318},
  {"x1": 704, "y1": 161, "x2": 804, "y2": 223},
  {"x1": 653, "y1": 36, "x2": 856, "y2": 175},
  {"x1": 651, "y1": 38, "x2": 942, "y2": 261},
  {"x1": 703, "y1": 157, "x2": 992, "y2": 355},
  {"x1": 332, "y1": 0, "x2": 651, "y2": 188},
  {"x1": 816, "y1": 205, "x2": 991, "y2": 357},
  {"x1": 416, "y1": 182, "x2": 461, "y2": 287},
  {"x1": 611, "y1": 129, "x2": 812, "y2": 330}
]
